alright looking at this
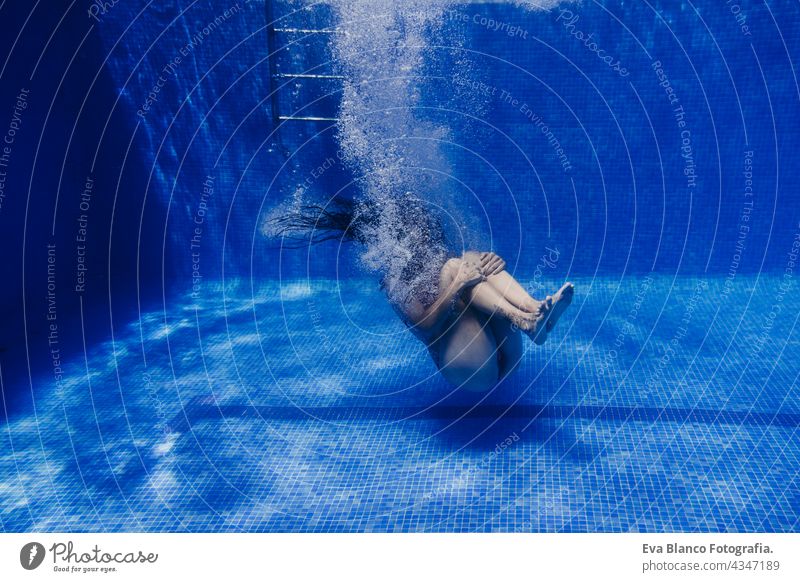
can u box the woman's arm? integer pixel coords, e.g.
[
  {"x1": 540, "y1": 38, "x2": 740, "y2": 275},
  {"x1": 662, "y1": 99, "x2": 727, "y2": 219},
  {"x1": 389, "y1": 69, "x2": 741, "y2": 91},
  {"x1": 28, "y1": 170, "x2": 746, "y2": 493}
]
[{"x1": 400, "y1": 258, "x2": 483, "y2": 336}]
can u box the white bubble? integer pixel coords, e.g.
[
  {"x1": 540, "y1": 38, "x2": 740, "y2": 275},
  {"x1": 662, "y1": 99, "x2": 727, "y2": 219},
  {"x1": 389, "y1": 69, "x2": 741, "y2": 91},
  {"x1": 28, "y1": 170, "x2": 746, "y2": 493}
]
[{"x1": 289, "y1": 1, "x2": 571, "y2": 304}]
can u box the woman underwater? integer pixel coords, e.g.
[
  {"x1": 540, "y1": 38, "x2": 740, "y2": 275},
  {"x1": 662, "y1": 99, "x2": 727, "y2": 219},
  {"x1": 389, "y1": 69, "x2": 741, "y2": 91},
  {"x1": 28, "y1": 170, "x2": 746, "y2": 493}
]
[{"x1": 272, "y1": 194, "x2": 574, "y2": 392}]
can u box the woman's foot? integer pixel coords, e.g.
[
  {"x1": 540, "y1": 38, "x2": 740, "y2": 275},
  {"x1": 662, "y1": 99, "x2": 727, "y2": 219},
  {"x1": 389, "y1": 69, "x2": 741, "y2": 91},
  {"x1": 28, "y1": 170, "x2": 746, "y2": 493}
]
[
  {"x1": 532, "y1": 296, "x2": 554, "y2": 345},
  {"x1": 544, "y1": 282, "x2": 574, "y2": 334},
  {"x1": 513, "y1": 298, "x2": 552, "y2": 344}
]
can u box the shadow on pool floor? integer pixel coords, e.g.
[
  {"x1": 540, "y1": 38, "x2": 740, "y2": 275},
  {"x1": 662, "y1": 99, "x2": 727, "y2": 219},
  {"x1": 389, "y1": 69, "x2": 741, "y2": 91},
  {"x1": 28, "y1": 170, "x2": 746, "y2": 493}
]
[{"x1": 1, "y1": 275, "x2": 798, "y2": 532}]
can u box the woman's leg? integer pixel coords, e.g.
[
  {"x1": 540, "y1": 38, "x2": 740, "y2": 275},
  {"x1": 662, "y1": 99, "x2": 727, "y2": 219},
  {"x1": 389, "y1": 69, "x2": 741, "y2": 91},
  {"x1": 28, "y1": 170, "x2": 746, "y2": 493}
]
[
  {"x1": 461, "y1": 251, "x2": 546, "y2": 312},
  {"x1": 441, "y1": 257, "x2": 537, "y2": 325},
  {"x1": 460, "y1": 279, "x2": 550, "y2": 344},
  {"x1": 485, "y1": 270, "x2": 543, "y2": 312},
  {"x1": 464, "y1": 279, "x2": 535, "y2": 323},
  {"x1": 487, "y1": 272, "x2": 575, "y2": 336},
  {"x1": 487, "y1": 315, "x2": 524, "y2": 380},
  {"x1": 461, "y1": 251, "x2": 573, "y2": 342},
  {"x1": 434, "y1": 260, "x2": 510, "y2": 391},
  {"x1": 485, "y1": 270, "x2": 575, "y2": 332},
  {"x1": 436, "y1": 307, "x2": 500, "y2": 392}
]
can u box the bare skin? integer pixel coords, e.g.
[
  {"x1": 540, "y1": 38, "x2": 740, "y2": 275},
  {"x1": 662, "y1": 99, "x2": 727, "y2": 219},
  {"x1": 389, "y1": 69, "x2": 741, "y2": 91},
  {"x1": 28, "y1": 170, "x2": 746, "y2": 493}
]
[{"x1": 393, "y1": 251, "x2": 574, "y2": 392}]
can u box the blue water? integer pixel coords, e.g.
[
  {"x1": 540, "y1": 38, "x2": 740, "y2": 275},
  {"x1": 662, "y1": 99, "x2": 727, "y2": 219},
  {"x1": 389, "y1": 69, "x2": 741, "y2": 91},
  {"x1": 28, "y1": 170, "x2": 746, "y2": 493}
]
[
  {"x1": 2, "y1": 275, "x2": 798, "y2": 531},
  {"x1": 1, "y1": 1, "x2": 799, "y2": 532}
]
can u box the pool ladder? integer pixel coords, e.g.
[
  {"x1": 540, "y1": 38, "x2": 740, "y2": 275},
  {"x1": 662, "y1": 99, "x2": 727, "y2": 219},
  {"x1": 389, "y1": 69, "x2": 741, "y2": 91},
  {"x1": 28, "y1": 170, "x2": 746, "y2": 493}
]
[{"x1": 265, "y1": 1, "x2": 343, "y2": 127}]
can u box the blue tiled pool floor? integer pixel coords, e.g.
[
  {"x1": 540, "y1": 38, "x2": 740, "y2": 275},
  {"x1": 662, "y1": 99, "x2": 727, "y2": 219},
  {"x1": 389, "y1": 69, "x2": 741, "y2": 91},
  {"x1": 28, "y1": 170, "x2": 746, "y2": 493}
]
[{"x1": 1, "y1": 275, "x2": 798, "y2": 532}]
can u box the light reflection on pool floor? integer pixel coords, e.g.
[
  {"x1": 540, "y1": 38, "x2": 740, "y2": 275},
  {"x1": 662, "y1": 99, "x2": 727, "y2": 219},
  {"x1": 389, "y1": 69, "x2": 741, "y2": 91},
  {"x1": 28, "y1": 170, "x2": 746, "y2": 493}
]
[{"x1": 1, "y1": 276, "x2": 798, "y2": 532}]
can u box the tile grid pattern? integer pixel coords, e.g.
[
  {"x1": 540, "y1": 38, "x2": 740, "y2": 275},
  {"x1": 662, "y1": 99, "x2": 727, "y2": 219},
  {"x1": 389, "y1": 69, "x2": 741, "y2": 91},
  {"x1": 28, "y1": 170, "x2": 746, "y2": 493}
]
[{"x1": 0, "y1": 276, "x2": 798, "y2": 531}]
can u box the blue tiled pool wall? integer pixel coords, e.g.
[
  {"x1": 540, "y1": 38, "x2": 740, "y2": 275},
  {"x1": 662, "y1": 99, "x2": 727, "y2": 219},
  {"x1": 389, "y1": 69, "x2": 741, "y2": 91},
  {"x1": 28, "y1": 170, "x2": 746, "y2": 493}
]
[
  {"x1": 1, "y1": 274, "x2": 797, "y2": 532},
  {"x1": 93, "y1": 0, "x2": 800, "y2": 289}
]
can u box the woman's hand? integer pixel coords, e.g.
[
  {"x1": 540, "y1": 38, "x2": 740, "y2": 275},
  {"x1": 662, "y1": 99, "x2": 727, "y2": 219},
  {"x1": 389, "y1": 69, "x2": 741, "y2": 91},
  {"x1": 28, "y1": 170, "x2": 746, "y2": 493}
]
[
  {"x1": 480, "y1": 252, "x2": 506, "y2": 277},
  {"x1": 453, "y1": 260, "x2": 484, "y2": 290}
]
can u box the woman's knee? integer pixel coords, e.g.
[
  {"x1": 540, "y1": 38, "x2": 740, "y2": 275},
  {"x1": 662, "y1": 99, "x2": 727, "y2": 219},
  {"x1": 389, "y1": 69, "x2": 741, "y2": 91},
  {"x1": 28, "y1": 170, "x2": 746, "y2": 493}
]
[
  {"x1": 462, "y1": 250, "x2": 482, "y2": 262},
  {"x1": 440, "y1": 257, "x2": 461, "y2": 285}
]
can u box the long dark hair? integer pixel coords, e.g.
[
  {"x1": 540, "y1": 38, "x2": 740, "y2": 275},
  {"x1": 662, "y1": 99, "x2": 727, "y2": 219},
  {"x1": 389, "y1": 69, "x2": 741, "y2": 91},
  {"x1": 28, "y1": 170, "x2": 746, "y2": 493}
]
[
  {"x1": 268, "y1": 194, "x2": 449, "y2": 250},
  {"x1": 267, "y1": 197, "x2": 375, "y2": 248},
  {"x1": 268, "y1": 194, "x2": 452, "y2": 306}
]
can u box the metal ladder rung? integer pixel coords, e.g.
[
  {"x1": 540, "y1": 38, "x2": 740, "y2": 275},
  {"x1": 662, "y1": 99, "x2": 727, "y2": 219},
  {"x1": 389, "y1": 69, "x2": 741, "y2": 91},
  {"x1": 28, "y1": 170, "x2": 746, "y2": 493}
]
[
  {"x1": 278, "y1": 115, "x2": 338, "y2": 122},
  {"x1": 272, "y1": 73, "x2": 344, "y2": 80},
  {"x1": 274, "y1": 28, "x2": 343, "y2": 34},
  {"x1": 266, "y1": 2, "x2": 341, "y2": 128}
]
